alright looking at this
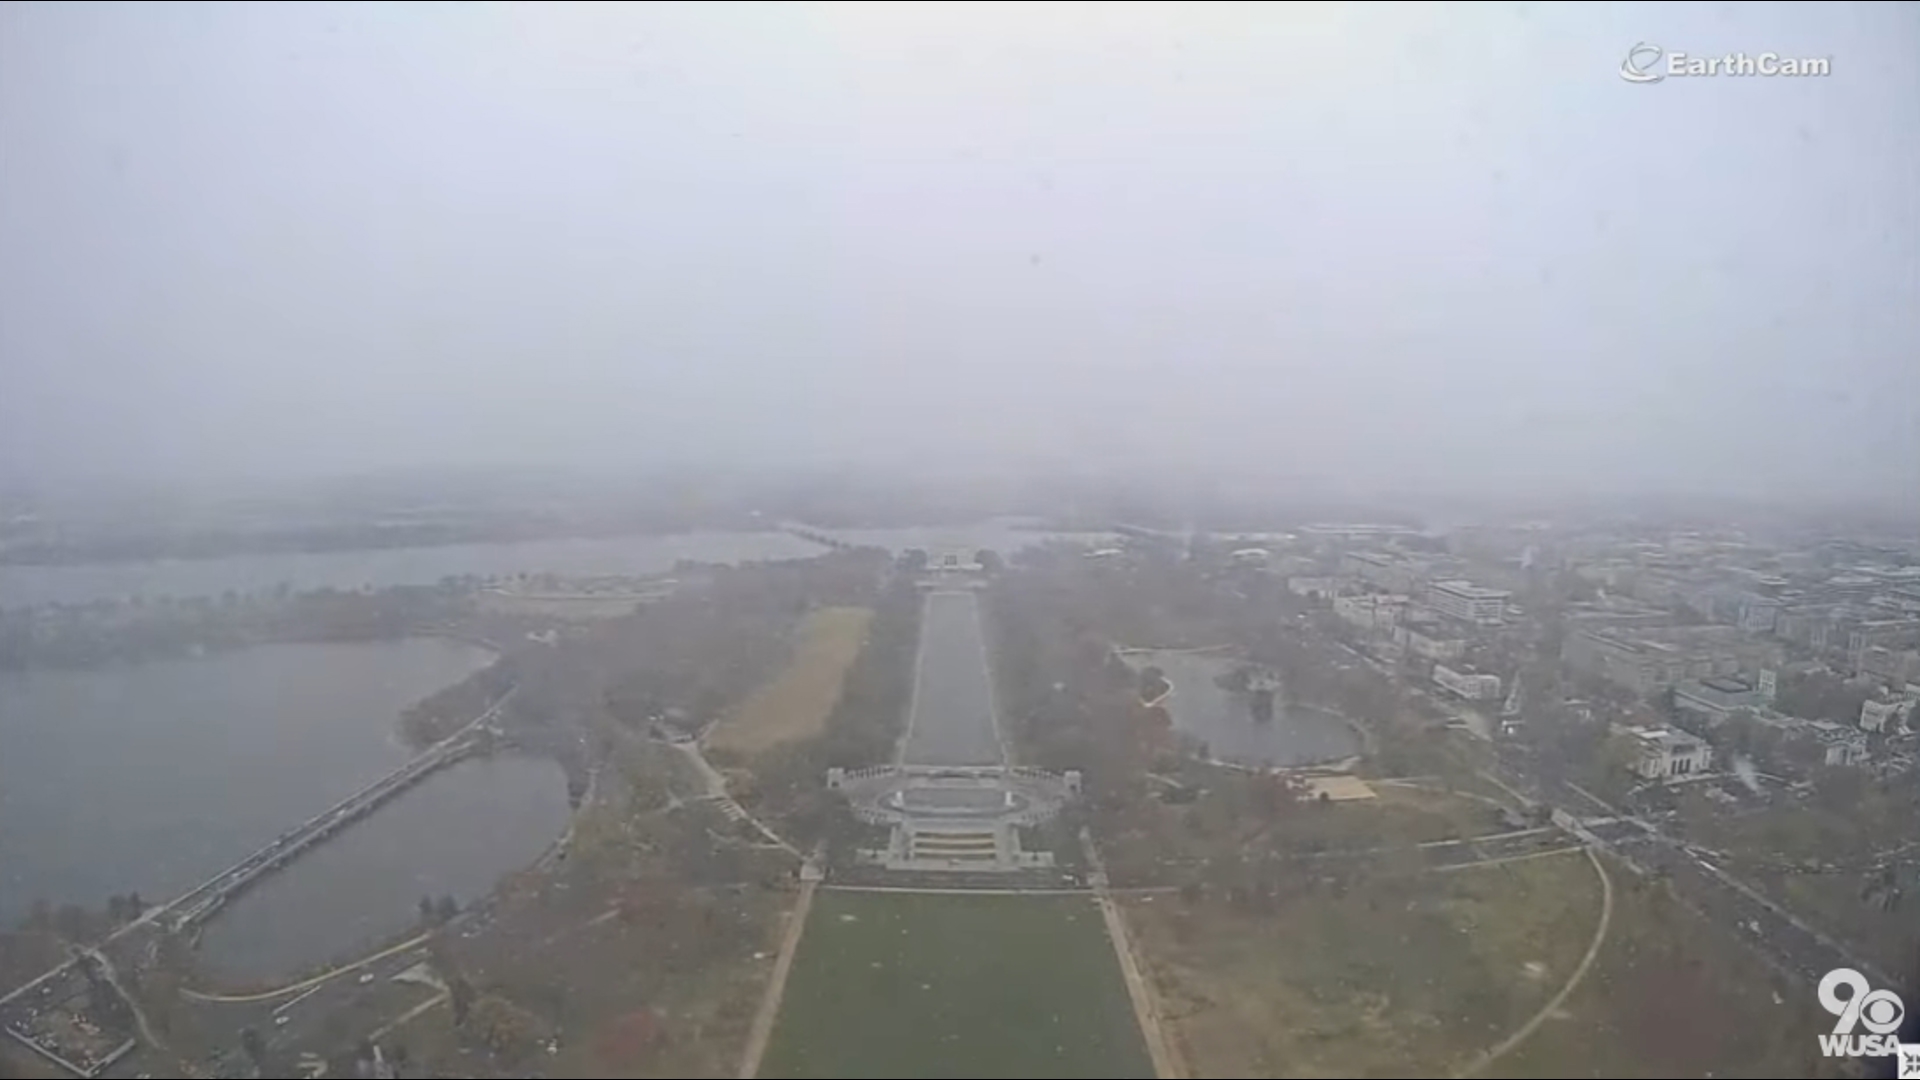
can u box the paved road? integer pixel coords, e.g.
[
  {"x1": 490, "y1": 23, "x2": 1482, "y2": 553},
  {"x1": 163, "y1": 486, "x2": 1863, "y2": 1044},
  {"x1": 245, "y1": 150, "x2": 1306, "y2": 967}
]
[
  {"x1": 1597, "y1": 822, "x2": 1891, "y2": 987},
  {"x1": 900, "y1": 590, "x2": 1004, "y2": 767},
  {"x1": 162, "y1": 933, "x2": 448, "y2": 1078},
  {"x1": 1307, "y1": 603, "x2": 1885, "y2": 997},
  {"x1": 1486, "y1": 747, "x2": 1888, "y2": 989}
]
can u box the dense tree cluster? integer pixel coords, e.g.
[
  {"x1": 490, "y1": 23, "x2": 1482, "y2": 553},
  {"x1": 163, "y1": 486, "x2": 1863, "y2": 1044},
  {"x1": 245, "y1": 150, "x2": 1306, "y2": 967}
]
[
  {"x1": 984, "y1": 565, "x2": 1160, "y2": 810},
  {"x1": 400, "y1": 657, "x2": 520, "y2": 745},
  {"x1": 413, "y1": 549, "x2": 891, "y2": 757},
  {"x1": 0, "y1": 580, "x2": 477, "y2": 670},
  {"x1": 417, "y1": 893, "x2": 460, "y2": 925},
  {"x1": 1774, "y1": 669, "x2": 1874, "y2": 725}
]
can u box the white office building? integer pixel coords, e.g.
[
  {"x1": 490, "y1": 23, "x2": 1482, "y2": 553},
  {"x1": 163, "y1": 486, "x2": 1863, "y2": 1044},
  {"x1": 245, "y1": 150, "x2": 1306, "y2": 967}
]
[
  {"x1": 1433, "y1": 664, "x2": 1503, "y2": 701},
  {"x1": 1426, "y1": 580, "x2": 1511, "y2": 625},
  {"x1": 1628, "y1": 728, "x2": 1713, "y2": 780},
  {"x1": 1861, "y1": 695, "x2": 1916, "y2": 734},
  {"x1": 1334, "y1": 593, "x2": 1410, "y2": 632}
]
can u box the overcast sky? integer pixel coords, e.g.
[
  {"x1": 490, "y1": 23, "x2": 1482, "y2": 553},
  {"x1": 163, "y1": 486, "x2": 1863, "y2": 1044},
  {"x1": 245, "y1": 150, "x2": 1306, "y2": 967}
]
[{"x1": 2, "y1": 2, "x2": 1914, "y2": 504}]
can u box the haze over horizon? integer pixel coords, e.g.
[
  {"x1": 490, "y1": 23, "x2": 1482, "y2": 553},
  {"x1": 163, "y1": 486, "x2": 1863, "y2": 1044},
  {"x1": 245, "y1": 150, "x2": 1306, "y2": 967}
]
[{"x1": 3, "y1": 3, "x2": 1915, "y2": 508}]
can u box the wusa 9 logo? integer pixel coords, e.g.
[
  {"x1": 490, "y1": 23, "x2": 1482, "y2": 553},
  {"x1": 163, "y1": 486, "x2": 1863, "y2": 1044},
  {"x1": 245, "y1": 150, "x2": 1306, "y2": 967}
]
[{"x1": 1818, "y1": 968, "x2": 1910, "y2": 1060}]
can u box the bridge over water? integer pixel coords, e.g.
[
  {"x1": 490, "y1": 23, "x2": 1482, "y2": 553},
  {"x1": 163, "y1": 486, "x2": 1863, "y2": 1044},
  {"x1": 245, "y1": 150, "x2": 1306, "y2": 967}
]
[
  {"x1": 0, "y1": 688, "x2": 520, "y2": 1073},
  {"x1": 162, "y1": 688, "x2": 517, "y2": 930}
]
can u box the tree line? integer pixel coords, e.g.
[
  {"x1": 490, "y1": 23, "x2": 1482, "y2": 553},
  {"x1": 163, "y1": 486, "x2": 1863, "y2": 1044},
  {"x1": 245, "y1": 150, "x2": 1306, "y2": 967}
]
[
  {"x1": 0, "y1": 580, "x2": 476, "y2": 671},
  {"x1": 983, "y1": 555, "x2": 1169, "y2": 813},
  {"x1": 743, "y1": 558, "x2": 925, "y2": 851}
]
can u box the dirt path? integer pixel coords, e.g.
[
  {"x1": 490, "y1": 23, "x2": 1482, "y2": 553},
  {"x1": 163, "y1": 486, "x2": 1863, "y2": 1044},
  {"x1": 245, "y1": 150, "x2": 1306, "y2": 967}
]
[
  {"x1": 736, "y1": 879, "x2": 816, "y2": 1079},
  {"x1": 1083, "y1": 829, "x2": 1187, "y2": 1079},
  {"x1": 821, "y1": 885, "x2": 1097, "y2": 896},
  {"x1": 85, "y1": 948, "x2": 166, "y2": 1056},
  {"x1": 673, "y1": 740, "x2": 803, "y2": 856},
  {"x1": 1096, "y1": 891, "x2": 1186, "y2": 1079},
  {"x1": 1429, "y1": 845, "x2": 1588, "y2": 875},
  {"x1": 1453, "y1": 845, "x2": 1615, "y2": 1077},
  {"x1": 370, "y1": 989, "x2": 449, "y2": 1042}
]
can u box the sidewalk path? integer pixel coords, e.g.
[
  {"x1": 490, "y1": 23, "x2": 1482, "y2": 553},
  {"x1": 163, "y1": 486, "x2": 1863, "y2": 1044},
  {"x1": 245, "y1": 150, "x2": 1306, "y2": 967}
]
[
  {"x1": 736, "y1": 879, "x2": 816, "y2": 1079},
  {"x1": 1083, "y1": 829, "x2": 1187, "y2": 1080}
]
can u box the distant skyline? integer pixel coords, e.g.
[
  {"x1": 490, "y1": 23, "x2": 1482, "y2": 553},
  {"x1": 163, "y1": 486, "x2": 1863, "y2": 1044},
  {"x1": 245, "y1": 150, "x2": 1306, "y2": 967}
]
[{"x1": 3, "y1": 3, "x2": 1915, "y2": 509}]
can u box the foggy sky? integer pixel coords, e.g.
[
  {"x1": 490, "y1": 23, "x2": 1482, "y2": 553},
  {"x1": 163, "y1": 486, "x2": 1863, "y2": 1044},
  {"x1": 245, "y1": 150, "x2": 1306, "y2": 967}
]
[{"x1": 3, "y1": 2, "x2": 1915, "y2": 505}]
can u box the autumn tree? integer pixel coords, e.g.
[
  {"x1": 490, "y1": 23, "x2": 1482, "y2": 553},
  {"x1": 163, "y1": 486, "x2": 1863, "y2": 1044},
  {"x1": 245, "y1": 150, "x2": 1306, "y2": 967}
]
[
  {"x1": 450, "y1": 974, "x2": 476, "y2": 1027},
  {"x1": 468, "y1": 993, "x2": 546, "y2": 1059},
  {"x1": 1138, "y1": 665, "x2": 1170, "y2": 703}
]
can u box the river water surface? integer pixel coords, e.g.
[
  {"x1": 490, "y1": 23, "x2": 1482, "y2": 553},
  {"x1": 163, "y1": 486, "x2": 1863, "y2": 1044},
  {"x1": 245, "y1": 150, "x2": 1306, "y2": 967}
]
[
  {"x1": 0, "y1": 524, "x2": 1107, "y2": 981},
  {"x1": 0, "y1": 638, "x2": 570, "y2": 981}
]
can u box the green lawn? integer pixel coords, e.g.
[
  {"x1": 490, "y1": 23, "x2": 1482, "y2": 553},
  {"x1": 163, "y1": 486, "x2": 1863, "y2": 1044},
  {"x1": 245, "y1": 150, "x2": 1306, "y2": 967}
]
[{"x1": 760, "y1": 890, "x2": 1154, "y2": 1079}]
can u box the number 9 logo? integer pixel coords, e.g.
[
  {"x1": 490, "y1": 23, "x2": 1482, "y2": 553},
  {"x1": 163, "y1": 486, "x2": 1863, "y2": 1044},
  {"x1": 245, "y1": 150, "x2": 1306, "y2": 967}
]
[{"x1": 1820, "y1": 968, "x2": 1907, "y2": 1035}]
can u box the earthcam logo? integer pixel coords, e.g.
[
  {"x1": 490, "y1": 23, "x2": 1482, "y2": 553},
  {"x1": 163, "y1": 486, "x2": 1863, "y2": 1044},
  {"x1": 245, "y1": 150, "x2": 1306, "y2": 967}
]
[
  {"x1": 1817, "y1": 968, "x2": 1917, "y2": 1072},
  {"x1": 1619, "y1": 42, "x2": 1833, "y2": 83},
  {"x1": 1619, "y1": 43, "x2": 1666, "y2": 83}
]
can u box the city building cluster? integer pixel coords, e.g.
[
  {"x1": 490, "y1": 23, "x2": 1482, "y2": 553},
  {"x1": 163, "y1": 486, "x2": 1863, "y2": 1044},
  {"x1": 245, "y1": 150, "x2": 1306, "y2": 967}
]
[{"x1": 1258, "y1": 520, "x2": 1920, "y2": 783}]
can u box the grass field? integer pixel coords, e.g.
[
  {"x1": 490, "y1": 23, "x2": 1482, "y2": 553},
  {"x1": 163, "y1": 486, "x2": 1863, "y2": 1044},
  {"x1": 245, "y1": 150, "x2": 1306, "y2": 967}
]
[
  {"x1": 1123, "y1": 850, "x2": 1603, "y2": 1077},
  {"x1": 477, "y1": 589, "x2": 661, "y2": 620},
  {"x1": 1102, "y1": 774, "x2": 1514, "y2": 887},
  {"x1": 759, "y1": 890, "x2": 1154, "y2": 1079},
  {"x1": 1767, "y1": 871, "x2": 1915, "y2": 980},
  {"x1": 1485, "y1": 860, "x2": 1838, "y2": 1080},
  {"x1": 710, "y1": 606, "x2": 873, "y2": 756}
]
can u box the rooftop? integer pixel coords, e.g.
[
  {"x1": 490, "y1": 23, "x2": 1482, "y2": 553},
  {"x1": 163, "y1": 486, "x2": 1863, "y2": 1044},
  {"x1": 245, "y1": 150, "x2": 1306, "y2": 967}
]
[
  {"x1": 1631, "y1": 727, "x2": 1708, "y2": 751},
  {"x1": 1582, "y1": 624, "x2": 1753, "y2": 650},
  {"x1": 1428, "y1": 579, "x2": 1511, "y2": 599},
  {"x1": 1302, "y1": 523, "x2": 1421, "y2": 536},
  {"x1": 1344, "y1": 550, "x2": 1405, "y2": 565}
]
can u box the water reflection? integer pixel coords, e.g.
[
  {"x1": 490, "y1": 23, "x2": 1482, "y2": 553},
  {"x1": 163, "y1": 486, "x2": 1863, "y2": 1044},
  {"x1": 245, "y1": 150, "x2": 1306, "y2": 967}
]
[
  {"x1": 195, "y1": 753, "x2": 569, "y2": 982},
  {"x1": 0, "y1": 639, "x2": 495, "y2": 926},
  {"x1": 1124, "y1": 650, "x2": 1360, "y2": 768},
  {"x1": 0, "y1": 638, "x2": 576, "y2": 983}
]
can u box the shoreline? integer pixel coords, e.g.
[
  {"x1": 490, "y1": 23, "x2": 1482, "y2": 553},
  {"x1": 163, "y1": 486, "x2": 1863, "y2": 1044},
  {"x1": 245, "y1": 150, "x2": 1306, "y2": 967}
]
[
  {"x1": 0, "y1": 645, "x2": 537, "y2": 951},
  {"x1": 0, "y1": 616, "x2": 503, "y2": 677},
  {"x1": 1142, "y1": 668, "x2": 1369, "y2": 774},
  {"x1": 0, "y1": 522, "x2": 796, "y2": 571}
]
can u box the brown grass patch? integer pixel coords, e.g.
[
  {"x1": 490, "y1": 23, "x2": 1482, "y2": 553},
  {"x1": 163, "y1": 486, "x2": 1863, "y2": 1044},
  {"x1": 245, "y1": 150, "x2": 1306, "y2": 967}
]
[
  {"x1": 1486, "y1": 858, "x2": 1834, "y2": 1079},
  {"x1": 1124, "y1": 852, "x2": 1603, "y2": 1077},
  {"x1": 708, "y1": 607, "x2": 873, "y2": 755}
]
